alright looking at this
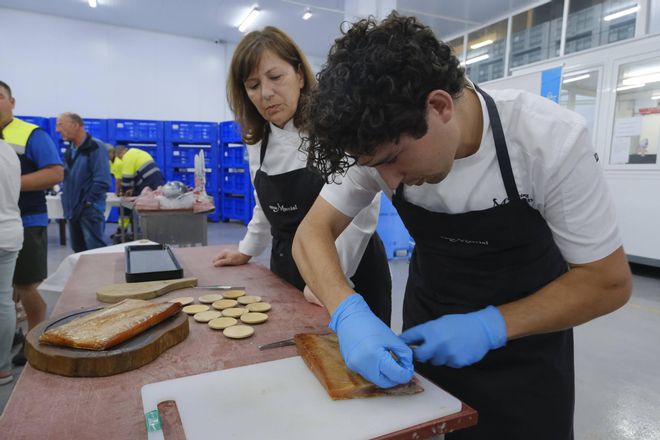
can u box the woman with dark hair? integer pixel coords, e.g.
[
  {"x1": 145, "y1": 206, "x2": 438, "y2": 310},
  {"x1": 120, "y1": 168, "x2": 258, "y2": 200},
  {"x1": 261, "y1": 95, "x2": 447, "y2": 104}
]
[{"x1": 212, "y1": 27, "x2": 391, "y2": 323}]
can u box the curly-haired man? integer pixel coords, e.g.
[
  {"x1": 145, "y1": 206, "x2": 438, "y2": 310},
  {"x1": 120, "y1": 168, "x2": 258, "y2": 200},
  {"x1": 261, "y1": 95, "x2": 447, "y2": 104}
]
[{"x1": 292, "y1": 12, "x2": 631, "y2": 439}]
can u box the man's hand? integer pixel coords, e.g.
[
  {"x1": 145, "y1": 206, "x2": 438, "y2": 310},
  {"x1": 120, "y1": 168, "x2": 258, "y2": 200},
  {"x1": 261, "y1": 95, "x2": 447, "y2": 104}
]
[
  {"x1": 330, "y1": 294, "x2": 414, "y2": 388},
  {"x1": 400, "y1": 306, "x2": 507, "y2": 368},
  {"x1": 212, "y1": 249, "x2": 251, "y2": 267}
]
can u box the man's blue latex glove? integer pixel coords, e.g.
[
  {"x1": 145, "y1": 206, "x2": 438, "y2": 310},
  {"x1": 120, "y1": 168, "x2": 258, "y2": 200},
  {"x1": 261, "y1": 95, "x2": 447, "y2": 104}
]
[
  {"x1": 399, "y1": 306, "x2": 507, "y2": 368},
  {"x1": 329, "y1": 294, "x2": 414, "y2": 388}
]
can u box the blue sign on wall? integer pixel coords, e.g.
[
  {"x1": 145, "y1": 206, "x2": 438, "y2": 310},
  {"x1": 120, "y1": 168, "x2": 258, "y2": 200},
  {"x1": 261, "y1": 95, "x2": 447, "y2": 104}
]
[{"x1": 540, "y1": 66, "x2": 562, "y2": 103}]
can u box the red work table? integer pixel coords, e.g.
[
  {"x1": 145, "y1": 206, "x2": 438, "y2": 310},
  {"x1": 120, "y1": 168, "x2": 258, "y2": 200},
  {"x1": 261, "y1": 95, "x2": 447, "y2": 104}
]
[{"x1": 0, "y1": 246, "x2": 476, "y2": 439}]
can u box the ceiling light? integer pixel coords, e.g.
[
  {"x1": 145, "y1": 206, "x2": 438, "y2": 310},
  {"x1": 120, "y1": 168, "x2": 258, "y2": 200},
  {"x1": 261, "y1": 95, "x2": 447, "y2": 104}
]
[
  {"x1": 302, "y1": 8, "x2": 312, "y2": 20},
  {"x1": 616, "y1": 84, "x2": 645, "y2": 91},
  {"x1": 651, "y1": 95, "x2": 660, "y2": 100},
  {"x1": 465, "y1": 54, "x2": 489, "y2": 65},
  {"x1": 238, "y1": 6, "x2": 260, "y2": 33},
  {"x1": 88, "y1": 0, "x2": 97, "y2": 8},
  {"x1": 603, "y1": 5, "x2": 639, "y2": 22},
  {"x1": 563, "y1": 74, "x2": 590, "y2": 84},
  {"x1": 624, "y1": 65, "x2": 660, "y2": 78},
  {"x1": 622, "y1": 73, "x2": 660, "y2": 86},
  {"x1": 470, "y1": 39, "x2": 493, "y2": 50}
]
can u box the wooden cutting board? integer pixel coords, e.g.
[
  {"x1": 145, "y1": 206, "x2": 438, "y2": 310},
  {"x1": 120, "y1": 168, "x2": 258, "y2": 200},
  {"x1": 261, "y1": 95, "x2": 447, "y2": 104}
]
[
  {"x1": 96, "y1": 277, "x2": 198, "y2": 303},
  {"x1": 25, "y1": 306, "x2": 189, "y2": 377}
]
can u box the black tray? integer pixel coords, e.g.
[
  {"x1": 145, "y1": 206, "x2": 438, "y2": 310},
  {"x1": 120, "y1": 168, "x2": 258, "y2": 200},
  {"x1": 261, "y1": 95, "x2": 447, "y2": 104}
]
[{"x1": 124, "y1": 244, "x2": 183, "y2": 283}]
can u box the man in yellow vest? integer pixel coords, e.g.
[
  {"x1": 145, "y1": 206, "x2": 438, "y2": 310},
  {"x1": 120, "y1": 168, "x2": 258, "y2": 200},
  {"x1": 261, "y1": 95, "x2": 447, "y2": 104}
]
[
  {"x1": 114, "y1": 145, "x2": 163, "y2": 196},
  {"x1": 0, "y1": 81, "x2": 63, "y2": 365}
]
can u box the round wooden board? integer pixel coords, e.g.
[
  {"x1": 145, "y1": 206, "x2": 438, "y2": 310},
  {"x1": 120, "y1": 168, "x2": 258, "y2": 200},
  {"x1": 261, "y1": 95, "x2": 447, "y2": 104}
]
[{"x1": 25, "y1": 307, "x2": 189, "y2": 377}]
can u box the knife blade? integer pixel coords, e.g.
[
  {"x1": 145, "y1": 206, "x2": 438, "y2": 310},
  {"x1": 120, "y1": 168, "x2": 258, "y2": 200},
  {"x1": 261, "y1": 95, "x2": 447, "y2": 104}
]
[
  {"x1": 258, "y1": 338, "x2": 296, "y2": 350},
  {"x1": 194, "y1": 285, "x2": 245, "y2": 290}
]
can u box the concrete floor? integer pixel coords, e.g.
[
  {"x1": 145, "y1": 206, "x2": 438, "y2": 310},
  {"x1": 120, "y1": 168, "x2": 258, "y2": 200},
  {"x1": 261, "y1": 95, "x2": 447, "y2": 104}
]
[{"x1": 1, "y1": 220, "x2": 659, "y2": 440}]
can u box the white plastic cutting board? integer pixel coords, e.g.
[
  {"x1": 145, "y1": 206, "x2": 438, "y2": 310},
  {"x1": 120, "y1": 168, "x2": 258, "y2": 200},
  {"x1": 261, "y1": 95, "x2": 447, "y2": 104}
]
[{"x1": 142, "y1": 356, "x2": 461, "y2": 440}]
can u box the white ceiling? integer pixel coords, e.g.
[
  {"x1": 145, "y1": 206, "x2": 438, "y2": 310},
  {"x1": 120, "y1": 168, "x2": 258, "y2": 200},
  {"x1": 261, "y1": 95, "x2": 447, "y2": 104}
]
[{"x1": 0, "y1": 0, "x2": 547, "y2": 56}]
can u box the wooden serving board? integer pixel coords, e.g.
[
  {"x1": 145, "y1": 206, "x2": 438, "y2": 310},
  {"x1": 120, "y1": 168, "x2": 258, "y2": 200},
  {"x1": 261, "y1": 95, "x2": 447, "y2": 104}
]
[
  {"x1": 96, "y1": 277, "x2": 198, "y2": 303},
  {"x1": 25, "y1": 307, "x2": 189, "y2": 377}
]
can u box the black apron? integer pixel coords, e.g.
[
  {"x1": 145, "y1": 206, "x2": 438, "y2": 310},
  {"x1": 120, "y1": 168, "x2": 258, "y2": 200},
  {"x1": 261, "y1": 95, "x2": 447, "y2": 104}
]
[
  {"x1": 254, "y1": 125, "x2": 392, "y2": 323},
  {"x1": 393, "y1": 86, "x2": 574, "y2": 439}
]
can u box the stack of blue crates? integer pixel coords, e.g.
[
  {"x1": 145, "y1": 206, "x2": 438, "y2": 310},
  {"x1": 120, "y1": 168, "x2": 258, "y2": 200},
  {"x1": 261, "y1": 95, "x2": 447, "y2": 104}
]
[
  {"x1": 107, "y1": 119, "x2": 165, "y2": 171},
  {"x1": 164, "y1": 121, "x2": 220, "y2": 221},
  {"x1": 218, "y1": 121, "x2": 255, "y2": 224},
  {"x1": 376, "y1": 194, "x2": 414, "y2": 260},
  {"x1": 16, "y1": 115, "x2": 49, "y2": 132}
]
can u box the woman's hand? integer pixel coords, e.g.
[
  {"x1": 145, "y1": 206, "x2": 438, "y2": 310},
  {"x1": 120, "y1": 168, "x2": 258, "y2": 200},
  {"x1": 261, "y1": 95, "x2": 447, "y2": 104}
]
[{"x1": 212, "y1": 249, "x2": 251, "y2": 267}]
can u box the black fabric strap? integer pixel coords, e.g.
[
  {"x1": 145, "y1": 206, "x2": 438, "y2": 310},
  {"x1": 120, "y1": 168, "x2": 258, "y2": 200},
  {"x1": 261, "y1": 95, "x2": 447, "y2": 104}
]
[{"x1": 474, "y1": 84, "x2": 520, "y2": 202}]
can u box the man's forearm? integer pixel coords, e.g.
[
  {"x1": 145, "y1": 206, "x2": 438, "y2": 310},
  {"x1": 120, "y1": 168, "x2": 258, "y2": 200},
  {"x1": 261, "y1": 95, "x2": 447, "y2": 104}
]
[
  {"x1": 293, "y1": 219, "x2": 354, "y2": 315},
  {"x1": 499, "y1": 246, "x2": 632, "y2": 340},
  {"x1": 21, "y1": 166, "x2": 64, "y2": 191}
]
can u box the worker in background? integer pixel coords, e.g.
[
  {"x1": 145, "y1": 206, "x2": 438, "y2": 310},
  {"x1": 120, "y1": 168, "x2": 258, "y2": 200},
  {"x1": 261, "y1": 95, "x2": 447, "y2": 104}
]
[
  {"x1": 0, "y1": 136, "x2": 23, "y2": 385},
  {"x1": 106, "y1": 143, "x2": 129, "y2": 243},
  {"x1": 211, "y1": 26, "x2": 392, "y2": 318},
  {"x1": 114, "y1": 145, "x2": 163, "y2": 196},
  {"x1": 106, "y1": 143, "x2": 123, "y2": 192},
  {"x1": 292, "y1": 13, "x2": 632, "y2": 439},
  {"x1": 0, "y1": 80, "x2": 63, "y2": 366},
  {"x1": 56, "y1": 112, "x2": 111, "y2": 253}
]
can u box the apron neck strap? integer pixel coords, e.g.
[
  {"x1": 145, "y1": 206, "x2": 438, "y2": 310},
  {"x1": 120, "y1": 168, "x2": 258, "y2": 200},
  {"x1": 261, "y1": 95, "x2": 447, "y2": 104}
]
[
  {"x1": 259, "y1": 123, "x2": 271, "y2": 168},
  {"x1": 473, "y1": 84, "x2": 520, "y2": 202}
]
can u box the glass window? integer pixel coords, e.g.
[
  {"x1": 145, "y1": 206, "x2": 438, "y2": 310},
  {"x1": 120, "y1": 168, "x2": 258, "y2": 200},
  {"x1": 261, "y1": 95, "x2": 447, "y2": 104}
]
[
  {"x1": 447, "y1": 36, "x2": 465, "y2": 63},
  {"x1": 466, "y1": 19, "x2": 508, "y2": 83},
  {"x1": 610, "y1": 58, "x2": 660, "y2": 165},
  {"x1": 560, "y1": 68, "x2": 600, "y2": 141},
  {"x1": 509, "y1": 0, "x2": 564, "y2": 72},
  {"x1": 565, "y1": 0, "x2": 638, "y2": 55}
]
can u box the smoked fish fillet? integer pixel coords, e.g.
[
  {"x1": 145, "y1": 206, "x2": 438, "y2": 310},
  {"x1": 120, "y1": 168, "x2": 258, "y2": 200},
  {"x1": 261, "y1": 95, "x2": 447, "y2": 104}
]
[
  {"x1": 294, "y1": 332, "x2": 423, "y2": 400},
  {"x1": 39, "y1": 299, "x2": 181, "y2": 350}
]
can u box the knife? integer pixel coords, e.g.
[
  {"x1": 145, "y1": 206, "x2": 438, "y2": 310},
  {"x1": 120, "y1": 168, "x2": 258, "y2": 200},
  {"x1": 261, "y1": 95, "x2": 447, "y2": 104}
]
[
  {"x1": 259, "y1": 337, "x2": 419, "y2": 352},
  {"x1": 258, "y1": 338, "x2": 296, "y2": 350},
  {"x1": 194, "y1": 285, "x2": 245, "y2": 290}
]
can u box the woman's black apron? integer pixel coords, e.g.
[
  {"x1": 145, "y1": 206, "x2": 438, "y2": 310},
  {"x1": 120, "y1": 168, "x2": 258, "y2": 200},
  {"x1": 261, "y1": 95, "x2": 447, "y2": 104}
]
[
  {"x1": 392, "y1": 87, "x2": 574, "y2": 439},
  {"x1": 253, "y1": 125, "x2": 392, "y2": 323}
]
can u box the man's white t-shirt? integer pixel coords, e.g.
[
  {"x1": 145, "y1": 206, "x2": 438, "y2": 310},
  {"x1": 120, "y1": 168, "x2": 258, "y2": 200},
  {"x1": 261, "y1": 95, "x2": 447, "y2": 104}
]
[
  {"x1": 0, "y1": 139, "x2": 24, "y2": 251},
  {"x1": 320, "y1": 86, "x2": 621, "y2": 265},
  {"x1": 238, "y1": 120, "x2": 380, "y2": 279}
]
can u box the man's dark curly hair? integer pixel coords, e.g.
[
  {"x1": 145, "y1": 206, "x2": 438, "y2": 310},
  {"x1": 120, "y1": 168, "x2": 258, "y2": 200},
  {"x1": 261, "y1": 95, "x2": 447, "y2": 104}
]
[{"x1": 302, "y1": 12, "x2": 465, "y2": 181}]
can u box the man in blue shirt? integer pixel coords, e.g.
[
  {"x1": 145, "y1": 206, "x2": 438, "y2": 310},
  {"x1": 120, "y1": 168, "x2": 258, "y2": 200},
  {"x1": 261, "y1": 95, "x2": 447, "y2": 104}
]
[
  {"x1": 56, "y1": 113, "x2": 110, "y2": 252},
  {"x1": 0, "y1": 81, "x2": 63, "y2": 365}
]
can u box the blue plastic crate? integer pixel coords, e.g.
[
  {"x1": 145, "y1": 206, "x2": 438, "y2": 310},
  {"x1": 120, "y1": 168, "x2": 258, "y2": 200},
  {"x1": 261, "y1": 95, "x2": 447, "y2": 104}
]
[
  {"x1": 220, "y1": 121, "x2": 241, "y2": 143},
  {"x1": 221, "y1": 168, "x2": 251, "y2": 194},
  {"x1": 16, "y1": 115, "x2": 49, "y2": 131},
  {"x1": 169, "y1": 146, "x2": 213, "y2": 167},
  {"x1": 108, "y1": 119, "x2": 163, "y2": 142},
  {"x1": 48, "y1": 117, "x2": 109, "y2": 145},
  {"x1": 221, "y1": 193, "x2": 254, "y2": 224},
  {"x1": 221, "y1": 143, "x2": 248, "y2": 167},
  {"x1": 208, "y1": 192, "x2": 222, "y2": 222},
  {"x1": 165, "y1": 121, "x2": 218, "y2": 143}
]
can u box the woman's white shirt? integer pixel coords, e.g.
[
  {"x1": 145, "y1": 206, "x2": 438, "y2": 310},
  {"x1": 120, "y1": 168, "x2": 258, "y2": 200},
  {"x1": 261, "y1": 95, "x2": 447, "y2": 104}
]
[
  {"x1": 0, "y1": 140, "x2": 24, "y2": 251},
  {"x1": 238, "y1": 120, "x2": 380, "y2": 279}
]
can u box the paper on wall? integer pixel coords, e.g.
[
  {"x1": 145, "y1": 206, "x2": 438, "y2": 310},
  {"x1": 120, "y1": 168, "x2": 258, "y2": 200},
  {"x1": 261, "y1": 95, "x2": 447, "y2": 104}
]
[
  {"x1": 614, "y1": 117, "x2": 642, "y2": 137},
  {"x1": 610, "y1": 137, "x2": 631, "y2": 164}
]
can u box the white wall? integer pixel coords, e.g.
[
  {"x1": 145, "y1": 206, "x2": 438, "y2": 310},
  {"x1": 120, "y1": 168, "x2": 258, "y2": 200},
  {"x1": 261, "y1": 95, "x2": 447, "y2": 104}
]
[
  {"x1": 483, "y1": 34, "x2": 660, "y2": 266},
  {"x1": 0, "y1": 8, "x2": 229, "y2": 122}
]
